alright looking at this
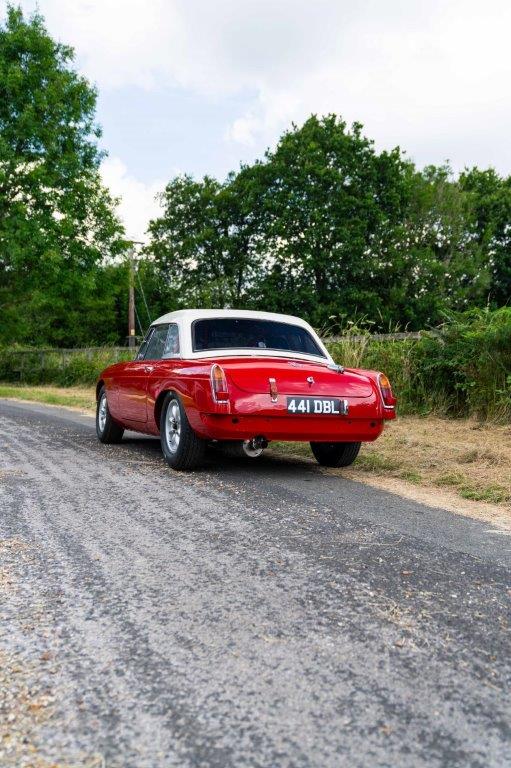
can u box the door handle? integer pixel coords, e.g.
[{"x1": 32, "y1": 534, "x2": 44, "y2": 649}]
[{"x1": 144, "y1": 365, "x2": 154, "y2": 373}]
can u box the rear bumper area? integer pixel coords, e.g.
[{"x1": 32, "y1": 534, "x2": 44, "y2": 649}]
[{"x1": 197, "y1": 413, "x2": 384, "y2": 442}]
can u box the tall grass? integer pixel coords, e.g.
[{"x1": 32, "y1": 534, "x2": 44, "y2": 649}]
[{"x1": 327, "y1": 308, "x2": 511, "y2": 421}]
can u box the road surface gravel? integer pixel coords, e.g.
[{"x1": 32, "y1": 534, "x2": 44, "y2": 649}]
[{"x1": 0, "y1": 399, "x2": 509, "y2": 767}]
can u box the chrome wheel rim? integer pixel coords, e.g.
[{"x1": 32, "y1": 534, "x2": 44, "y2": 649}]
[
  {"x1": 165, "y1": 400, "x2": 181, "y2": 454},
  {"x1": 98, "y1": 393, "x2": 108, "y2": 433}
]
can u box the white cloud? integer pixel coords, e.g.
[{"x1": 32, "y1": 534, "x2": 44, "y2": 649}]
[
  {"x1": 217, "y1": 0, "x2": 511, "y2": 172},
  {"x1": 17, "y1": 0, "x2": 511, "y2": 171},
  {"x1": 23, "y1": 0, "x2": 182, "y2": 89},
  {"x1": 18, "y1": 0, "x2": 511, "y2": 174},
  {"x1": 225, "y1": 115, "x2": 260, "y2": 147},
  {"x1": 100, "y1": 157, "x2": 164, "y2": 242}
]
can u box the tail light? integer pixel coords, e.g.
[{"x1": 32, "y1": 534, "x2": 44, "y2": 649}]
[
  {"x1": 211, "y1": 364, "x2": 229, "y2": 403},
  {"x1": 378, "y1": 373, "x2": 396, "y2": 409},
  {"x1": 269, "y1": 377, "x2": 278, "y2": 403}
]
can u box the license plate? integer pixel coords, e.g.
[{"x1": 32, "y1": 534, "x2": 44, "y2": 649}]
[{"x1": 286, "y1": 397, "x2": 348, "y2": 415}]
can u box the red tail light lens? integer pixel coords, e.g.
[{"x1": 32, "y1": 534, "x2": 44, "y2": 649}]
[
  {"x1": 211, "y1": 364, "x2": 229, "y2": 403},
  {"x1": 269, "y1": 377, "x2": 278, "y2": 402},
  {"x1": 378, "y1": 373, "x2": 396, "y2": 408}
]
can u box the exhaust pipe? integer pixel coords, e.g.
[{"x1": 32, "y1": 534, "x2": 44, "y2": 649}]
[{"x1": 242, "y1": 436, "x2": 268, "y2": 458}]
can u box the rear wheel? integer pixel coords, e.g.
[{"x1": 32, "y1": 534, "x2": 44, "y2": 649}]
[
  {"x1": 310, "y1": 441, "x2": 361, "y2": 467},
  {"x1": 96, "y1": 387, "x2": 124, "y2": 444},
  {"x1": 160, "y1": 392, "x2": 205, "y2": 470}
]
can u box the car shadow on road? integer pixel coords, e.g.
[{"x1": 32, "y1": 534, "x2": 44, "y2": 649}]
[{"x1": 116, "y1": 433, "x2": 322, "y2": 479}]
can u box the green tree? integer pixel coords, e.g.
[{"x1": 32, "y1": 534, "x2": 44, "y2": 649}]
[
  {"x1": 147, "y1": 174, "x2": 227, "y2": 306},
  {"x1": 380, "y1": 165, "x2": 490, "y2": 329},
  {"x1": 254, "y1": 115, "x2": 411, "y2": 327},
  {"x1": 0, "y1": 5, "x2": 125, "y2": 346},
  {"x1": 147, "y1": 167, "x2": 267, "y2": 308},
  {"x1": 459, "y1": 167, "x2": 511, "y2": 307},
  {"x1": 146, "y1": 115, "x2": 509, "y2": 334},
  {"x1": 147, "y1": 116, "x2": 413, "y2": 328}
]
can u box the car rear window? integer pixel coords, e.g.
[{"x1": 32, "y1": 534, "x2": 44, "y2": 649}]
[{"x1": 192, "y1": 318, "x2": 326, "y2": 358}]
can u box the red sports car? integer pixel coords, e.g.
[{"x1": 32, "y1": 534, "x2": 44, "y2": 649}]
[{"x1": 96, "y1": 309, "x2": 396, "y2": 470}]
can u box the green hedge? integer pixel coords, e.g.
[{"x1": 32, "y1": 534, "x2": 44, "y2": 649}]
[
  {"x1": 328, "y1": 308, "x2": 511, "y2": 421},
  {"x1": 1, "y1": 308, "x2": 509, "y2": 420}
]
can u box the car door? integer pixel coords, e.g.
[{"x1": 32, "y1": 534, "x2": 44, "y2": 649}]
[
  {"x1": 117, "y1": 324, "x2": 169, "y2": 423},
  {"x1": 146, "y1": 323, "x2": 182, "y2": 427}
]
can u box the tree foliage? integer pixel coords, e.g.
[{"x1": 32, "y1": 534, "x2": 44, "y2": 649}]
[
  {"x1": 0, "y1": 6, "x2": 125, "y2": 346},
  {"x1": 0, "y1": 6, "x2": 509, "y2": 346},
  {"x1": 459, "y1": 168, "x2": 511, "y2": 306},
  {"x1": 252, "y1": 117, "x2": 411, "y2": 324},
  {"x1": 147, "y1": 166, "x2": 267, "y2": 309},
  {"x1": 146, "y1": 116, "x2": 510, "y2": 332}
]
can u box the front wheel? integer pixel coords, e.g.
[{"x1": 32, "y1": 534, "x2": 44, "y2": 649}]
[
  {"x1": 310, "y1": 441, "x2": 361, "y2": 467},
  {"x1": 96, "y1": 387, "x2": 124, "y2": 444},
  {"x1": 160, "y1": 393, "x2": 205, "y2": 470}
]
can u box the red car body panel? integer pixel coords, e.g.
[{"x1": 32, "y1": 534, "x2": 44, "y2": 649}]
[{"x1": 98, "y1": 354, "x2": 396, "y2": 444}]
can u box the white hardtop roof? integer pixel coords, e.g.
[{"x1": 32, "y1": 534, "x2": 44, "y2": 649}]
[
  {"x1": 150, "y1": 308, "x2": 334, "y2": 364},
  {"x1": 152, "y1": 308, "x2": 312, "y2": 328}
]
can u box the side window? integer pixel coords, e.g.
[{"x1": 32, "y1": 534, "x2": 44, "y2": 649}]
[
  {"x1": 135, "y1": 329, "x2": 153, "y2": 360},
  {"x1": 144, "y1": 324, "x2": 170, "y2": 360},
  {"x1": 162, "y1": 323, "x2": 180, "y2": 358}
]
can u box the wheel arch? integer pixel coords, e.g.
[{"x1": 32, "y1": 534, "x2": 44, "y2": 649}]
[
  {"x1": 96, "y1": 379, "x2": 105, "y2": 402},
  {"x1": 154, "y1": 388, "x2": 174, "y2": 430}
]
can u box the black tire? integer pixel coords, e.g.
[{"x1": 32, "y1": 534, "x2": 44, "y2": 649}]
[
  {"x1": 96, "y1": 386, "x2": 124, "y2": 444},
  {"x1": 160, "y1": 392, "x2": 205, "y2": 470},
  {"x1": 310, "y1": 441, "x2": 361, "y2": 467}
]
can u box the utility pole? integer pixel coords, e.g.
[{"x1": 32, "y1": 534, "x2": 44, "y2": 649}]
[
  {"x1": 128, "y1": 247, "x2": 136, "y2": 348},
  {"x1": 126, "y1": 241, "x2": 144, "y2": 348}
]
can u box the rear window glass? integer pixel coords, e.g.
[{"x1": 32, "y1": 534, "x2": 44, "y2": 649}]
[{"x1": 192, "y1": 318, "x2": 325, "y2": 358}]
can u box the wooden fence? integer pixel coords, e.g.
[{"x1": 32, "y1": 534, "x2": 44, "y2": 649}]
[
  {"x1": 325, "y1": 331, "x2": 422, "y2": 343},
  {"x1": 2, "y1": 332, "x2": 423, "y2": 382},
  {"x1": 2, "y1": 347, "x2": 133, "y2": 383}
]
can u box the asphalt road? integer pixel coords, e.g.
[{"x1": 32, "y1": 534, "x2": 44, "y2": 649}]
[{"x1": 0, "y1": 399, "x2": 510, "y2": 768}]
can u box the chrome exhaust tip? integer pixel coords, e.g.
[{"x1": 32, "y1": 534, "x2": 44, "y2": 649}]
[{"x1": 242, "y1": 436, "x2": 268, "y2": 458}]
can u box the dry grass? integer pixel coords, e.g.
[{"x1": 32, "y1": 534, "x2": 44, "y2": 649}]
[
  {"x1": 357, "y1": 416, "x2": 511, "y2": 505},
  {"x1": 275, "y1": 417, "x2": 511, "y2": 504},
  {"x1": 273, "y1": 416, "x2": 511, "y2": 523}
]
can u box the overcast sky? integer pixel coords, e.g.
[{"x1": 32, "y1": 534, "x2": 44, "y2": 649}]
[{"x1": 12, "y1": 0, "x2": 511, "y2": 240}]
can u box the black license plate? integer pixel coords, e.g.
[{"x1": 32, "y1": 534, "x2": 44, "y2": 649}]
[{"x1": 286, "y1": 397, "x2": 348, "y2": 415}]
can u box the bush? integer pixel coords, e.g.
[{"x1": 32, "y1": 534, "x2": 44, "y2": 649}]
[
  {"x1": 412, "y1": 308, "x2": 511, "y2": 420},
  {"x1": 327, "y1": 308, "x2": 511, "y2": 421}
]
